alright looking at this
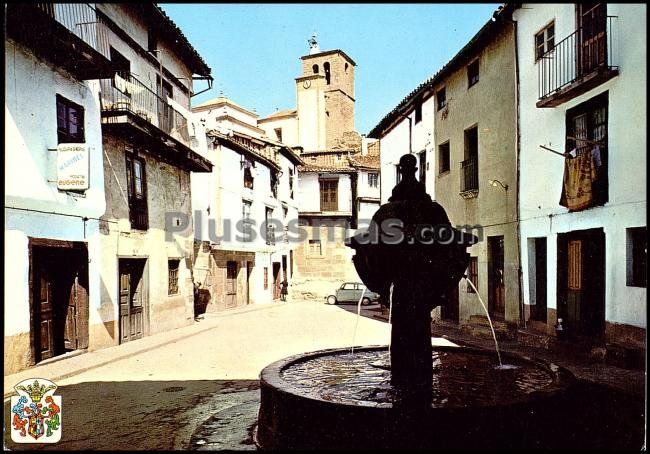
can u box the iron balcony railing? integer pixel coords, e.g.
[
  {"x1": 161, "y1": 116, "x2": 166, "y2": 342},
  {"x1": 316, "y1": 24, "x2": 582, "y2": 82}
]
[
  {"x1": 538, "y1": 16, "x2": 618, "y2": 100},
  {"x1": 35, "y1": 3, "x2": 110, "y2": 59},
  {"x1": 100, "y1": 74, "x2": 190, "y2": 148},
  {"x1": 460, "y1": 157, "x2": 479, "y2": 193}
]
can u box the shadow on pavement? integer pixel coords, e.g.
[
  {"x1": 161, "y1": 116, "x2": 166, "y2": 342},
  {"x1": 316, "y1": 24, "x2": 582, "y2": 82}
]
[{"x1": 5, "y1": 379, "x2": 259, "y2": 451}]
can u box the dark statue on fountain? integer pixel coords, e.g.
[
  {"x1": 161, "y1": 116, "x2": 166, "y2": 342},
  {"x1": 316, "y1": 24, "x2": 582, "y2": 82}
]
[{"x1": 347, "y1": 153, "x2": 477, "y2": 440}]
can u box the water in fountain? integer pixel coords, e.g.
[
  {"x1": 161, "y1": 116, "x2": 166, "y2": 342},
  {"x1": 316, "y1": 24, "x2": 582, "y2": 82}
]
[{"x1": 464, "y1": 277, "x2": 517, "y2": 369}]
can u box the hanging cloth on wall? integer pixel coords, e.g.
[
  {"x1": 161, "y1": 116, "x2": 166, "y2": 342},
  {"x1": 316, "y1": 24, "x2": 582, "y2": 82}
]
[{"x1": 559, "y1": 149, "x2": 598, "y2": 211}]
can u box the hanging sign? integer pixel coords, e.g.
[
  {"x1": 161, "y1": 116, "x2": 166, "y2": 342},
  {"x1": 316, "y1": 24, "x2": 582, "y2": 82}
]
[{"x1": 57, "y1": 143, "x2": 89, "y2": 190}]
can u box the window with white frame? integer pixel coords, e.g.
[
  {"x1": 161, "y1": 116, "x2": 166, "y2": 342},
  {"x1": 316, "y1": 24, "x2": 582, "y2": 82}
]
[{"x1": 535, "y1": 22, "x2": 555, "y2": 61}]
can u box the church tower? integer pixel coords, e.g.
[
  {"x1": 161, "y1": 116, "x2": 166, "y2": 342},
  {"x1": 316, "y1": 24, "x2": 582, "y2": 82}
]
[{"x1": 295, "y1": 34, "x2": 357, "y2": 151}]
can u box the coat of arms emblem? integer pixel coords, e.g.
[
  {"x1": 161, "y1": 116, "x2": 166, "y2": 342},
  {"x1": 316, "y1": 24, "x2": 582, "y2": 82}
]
[{"x1": 11, "y1": 378, "x2": 62, "y2": 443}]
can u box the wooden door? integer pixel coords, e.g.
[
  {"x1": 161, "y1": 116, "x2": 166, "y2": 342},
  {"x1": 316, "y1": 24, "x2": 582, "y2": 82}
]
[
  {"x1": 532, "y1": 238, "x2": 548, "y2": 322},
  {"x1": 32, "y1": 243, "x2": 89, "y2": 362},
  {"x1": 226, "y1": 261, "x2": 237, "y2": 308},
  {"x1": 488, "y1": 236, "x2": 505, "y2": 319},
  {"x1": 119, "y1": 259, "x2": 145, "y2": 343},
  {"x1": 36, "y1": 269, "x2": 56, "y2": 361},
  {"x1": 272, "y1": 263, "x2": 281, "y2": 300},
  {"x1": 558, "y1": 229, "x2": 605, "y2": 339},
  {"x1": 577, "y1": 3, "x2": 607, "y2": 76}
]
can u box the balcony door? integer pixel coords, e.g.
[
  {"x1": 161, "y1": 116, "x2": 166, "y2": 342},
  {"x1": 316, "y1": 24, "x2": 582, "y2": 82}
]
[
  {"x1": 577, "y1": 3, "x2": 607, "y2": 76},
  {"x1": 320, "y1": 178, "x2": 338, "y2": 212}
]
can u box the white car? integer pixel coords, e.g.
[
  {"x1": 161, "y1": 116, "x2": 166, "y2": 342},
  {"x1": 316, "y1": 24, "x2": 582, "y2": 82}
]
[{"x1": 326, "y1": 282, "x2": 380, "y2": 306}]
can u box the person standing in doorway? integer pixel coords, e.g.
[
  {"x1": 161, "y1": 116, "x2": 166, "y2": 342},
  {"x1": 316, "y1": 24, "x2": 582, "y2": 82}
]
[{"x1": 280, "y1": 279, "x2": 288, "y2": 302}]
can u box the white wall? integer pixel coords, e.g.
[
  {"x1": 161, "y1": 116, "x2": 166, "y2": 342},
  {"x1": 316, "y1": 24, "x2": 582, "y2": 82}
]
[
  {"x1": 258, "y1": 115, "x2": 299, "y2": 147},
  {"x1": 298, "y1": 173, "x2": 352, "y2": 214},
  {"x1": 514, "y1": 4, "x2": 647, "y2": 328},
  {"x1": 357, "y1": 170, "x2": 381, "y2": 199},
  {"x1": 5, "y1": 40, "x2": 106, "y2": 339},
  {"x1": 378, "y1": 97, "x2": 436, "y2": 203}
]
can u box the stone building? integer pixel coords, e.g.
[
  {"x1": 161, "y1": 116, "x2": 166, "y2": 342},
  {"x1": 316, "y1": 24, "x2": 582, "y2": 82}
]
[
  {"x1": 513, "y1": 3, "x2": 646, "y2": 353},
  {"x1": 257, "y1": 36, "x2": 380, "y2": 291},
  {"x1": 4, "y1": 3, "x2": 212, "y2": 372},
  {"x1": 369, "y1": 7, "x2": 520, "y2": 331},
  {"x1": 96, "y1": 4, "x2": 212, "y2": 345},
  {"x1": 5, "y1": 3, "x2": 113, "y2": 373},
  {"x1": 190, "y1": 97, "x2": 303, "y2": 311}
]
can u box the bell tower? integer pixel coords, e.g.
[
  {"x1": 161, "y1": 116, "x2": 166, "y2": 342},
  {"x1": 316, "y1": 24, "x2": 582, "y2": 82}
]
[{"x1": 295, "y1": 34, "x2": 357, "y2": 151}]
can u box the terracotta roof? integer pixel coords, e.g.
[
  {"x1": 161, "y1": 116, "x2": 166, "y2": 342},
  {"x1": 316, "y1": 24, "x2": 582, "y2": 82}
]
[
  {"x1": 299, "y1": 152, "x2": 356, "y2": 173},
  {"x1": 367, "y1": 4, "x2": 509, "y2": 138},
  {"x1": 259, "y1": 109, "x2": 298, "y2": 121},
  {"x1": 301, "y1": 49, "x2": 357, "y2": 66},
  {"x1": 348, "y1": 154, "x2": 380, "y2": 170}
]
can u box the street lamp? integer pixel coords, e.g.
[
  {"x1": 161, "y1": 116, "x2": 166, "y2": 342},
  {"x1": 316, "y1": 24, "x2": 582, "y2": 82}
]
[{"x1": 488, "y1": 179, "x2": 508, "y2": 191}]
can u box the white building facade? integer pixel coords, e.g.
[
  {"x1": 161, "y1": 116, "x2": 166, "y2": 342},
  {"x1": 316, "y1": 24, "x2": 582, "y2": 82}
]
[
  {"x1": 191, "y1": 98, "x2": 303, "y2": 310},
  {"x1": 5, "y1": 3, "x2": 114, "y2": 373},
  {"x1": 513, "y1": 3, "x2": 646, "y2": 349}
]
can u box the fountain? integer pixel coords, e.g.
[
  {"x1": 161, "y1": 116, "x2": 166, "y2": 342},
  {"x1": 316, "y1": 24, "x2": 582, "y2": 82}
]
[{"x1": 255, "y1": 154, "x2": 576, "y2": 450}]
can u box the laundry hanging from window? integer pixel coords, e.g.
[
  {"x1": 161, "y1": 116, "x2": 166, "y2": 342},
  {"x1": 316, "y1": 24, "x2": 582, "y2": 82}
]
[{"x1": 559, "y1": 144, "x2": 602, "y2": 211}]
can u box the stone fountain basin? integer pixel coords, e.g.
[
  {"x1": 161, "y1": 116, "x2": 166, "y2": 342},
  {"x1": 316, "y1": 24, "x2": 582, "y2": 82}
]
[{"x1": 255, "y1": 345, "x2": 576, "y2": 450}]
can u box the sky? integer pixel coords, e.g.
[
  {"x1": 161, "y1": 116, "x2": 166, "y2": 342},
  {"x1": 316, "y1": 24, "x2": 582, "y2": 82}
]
[{"x1": 161, "y1": 3, "x2": 501, "y2": 135}]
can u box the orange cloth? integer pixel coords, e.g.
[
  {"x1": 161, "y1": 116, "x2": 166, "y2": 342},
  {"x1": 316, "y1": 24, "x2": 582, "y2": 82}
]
[{"x1": 559, "y1": 150, "x2": 598, "y2": 211}]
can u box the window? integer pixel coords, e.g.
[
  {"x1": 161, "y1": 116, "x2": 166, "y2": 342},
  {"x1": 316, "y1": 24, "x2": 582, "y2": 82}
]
[
  {"x1": 168, "y1": 259, "x2": 179, "y2": 295},
  {"x1": 312, "y1": 64, "x2": 319, "y2": 74},
  {"x1": 243, "y1": 157, "x2": 254, "y2": 189},
  {"x1": 242, "y1": 200, "x2": 252, "y2": 242},
  {"x1": 264, "y1": 267, "x2": 269, "y2": 289},
  {"x1": 462, "y1": 126, "x2": 479, "y2": 192},
  {"x1": 627, "y1": 227, "x2": 647, "y2": 287},
  {"x1": 56, "y1": 95, "x2": 84, "y2": 144},
  {"x1": 319, "y1": 179, "x2": 338, "y2": 211},
  {"x1": 466, "y1": 257, "x2": 478, "y2": 292},
  {"x1": 125, "y1": 154, "x2": 148, "y2": 230},
  {"x1": 535, "y1": 22, "x2": 555, "y2": 61},
  {"x1": 467, "y1": 60, "x2": 479, "y2": 87},
  {"x1": 110, "y1": 47, "x2": 130, "y2": 79},
  {"x1": 274, "y1": 128, "x2": 283, "y2": 142},
  {"x1": 414, "y1": 98, "x2": 422, "y2": 124},
  {"x1": 289, "y1": 168, "x2": 294, "y2": 198},
  {"x1": 439, "y1": 141, "x2": 450, "y2": 174},
  {"x1": 148, "y1": 31, "x2": 157, "y2": 53},
  {"x1": 265, "y1": 207, "x2": 275, "y2": 245},
  {"x1": 368, "y1": 173, "x2": 379, "y2": 188},
  {"x1": 309, "y1": 239, "x2": 322, "y2": 256},
  {"x1": 323, "y1": 62, "x2": 331, "y2": 85},
  {"x1": 436, "y1": 87, "x2": 446, "y2": 111},
  {"x1": 565, "y1": 92, "x2": 608, "y2": 206}
]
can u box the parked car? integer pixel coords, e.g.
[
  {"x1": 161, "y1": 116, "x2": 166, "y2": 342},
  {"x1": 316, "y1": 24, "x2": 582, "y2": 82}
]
[{"x1": 326, "y1": 282, "x2": 380, "y2": 306}]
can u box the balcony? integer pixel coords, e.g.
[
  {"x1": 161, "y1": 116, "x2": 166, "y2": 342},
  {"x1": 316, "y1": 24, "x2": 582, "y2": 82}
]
[
  {"x1": 100, "y1": 74, "x2": 211, "y2": 172},
  {"x1": 537, "y1": 16, "x2": 619, "y2": 108},
  {"x1": 460, "y1": 157, "x2": 479, "y2": 198},
  {"x1": 6, "y1": 3, "x2": 114, "y2": 80}
]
